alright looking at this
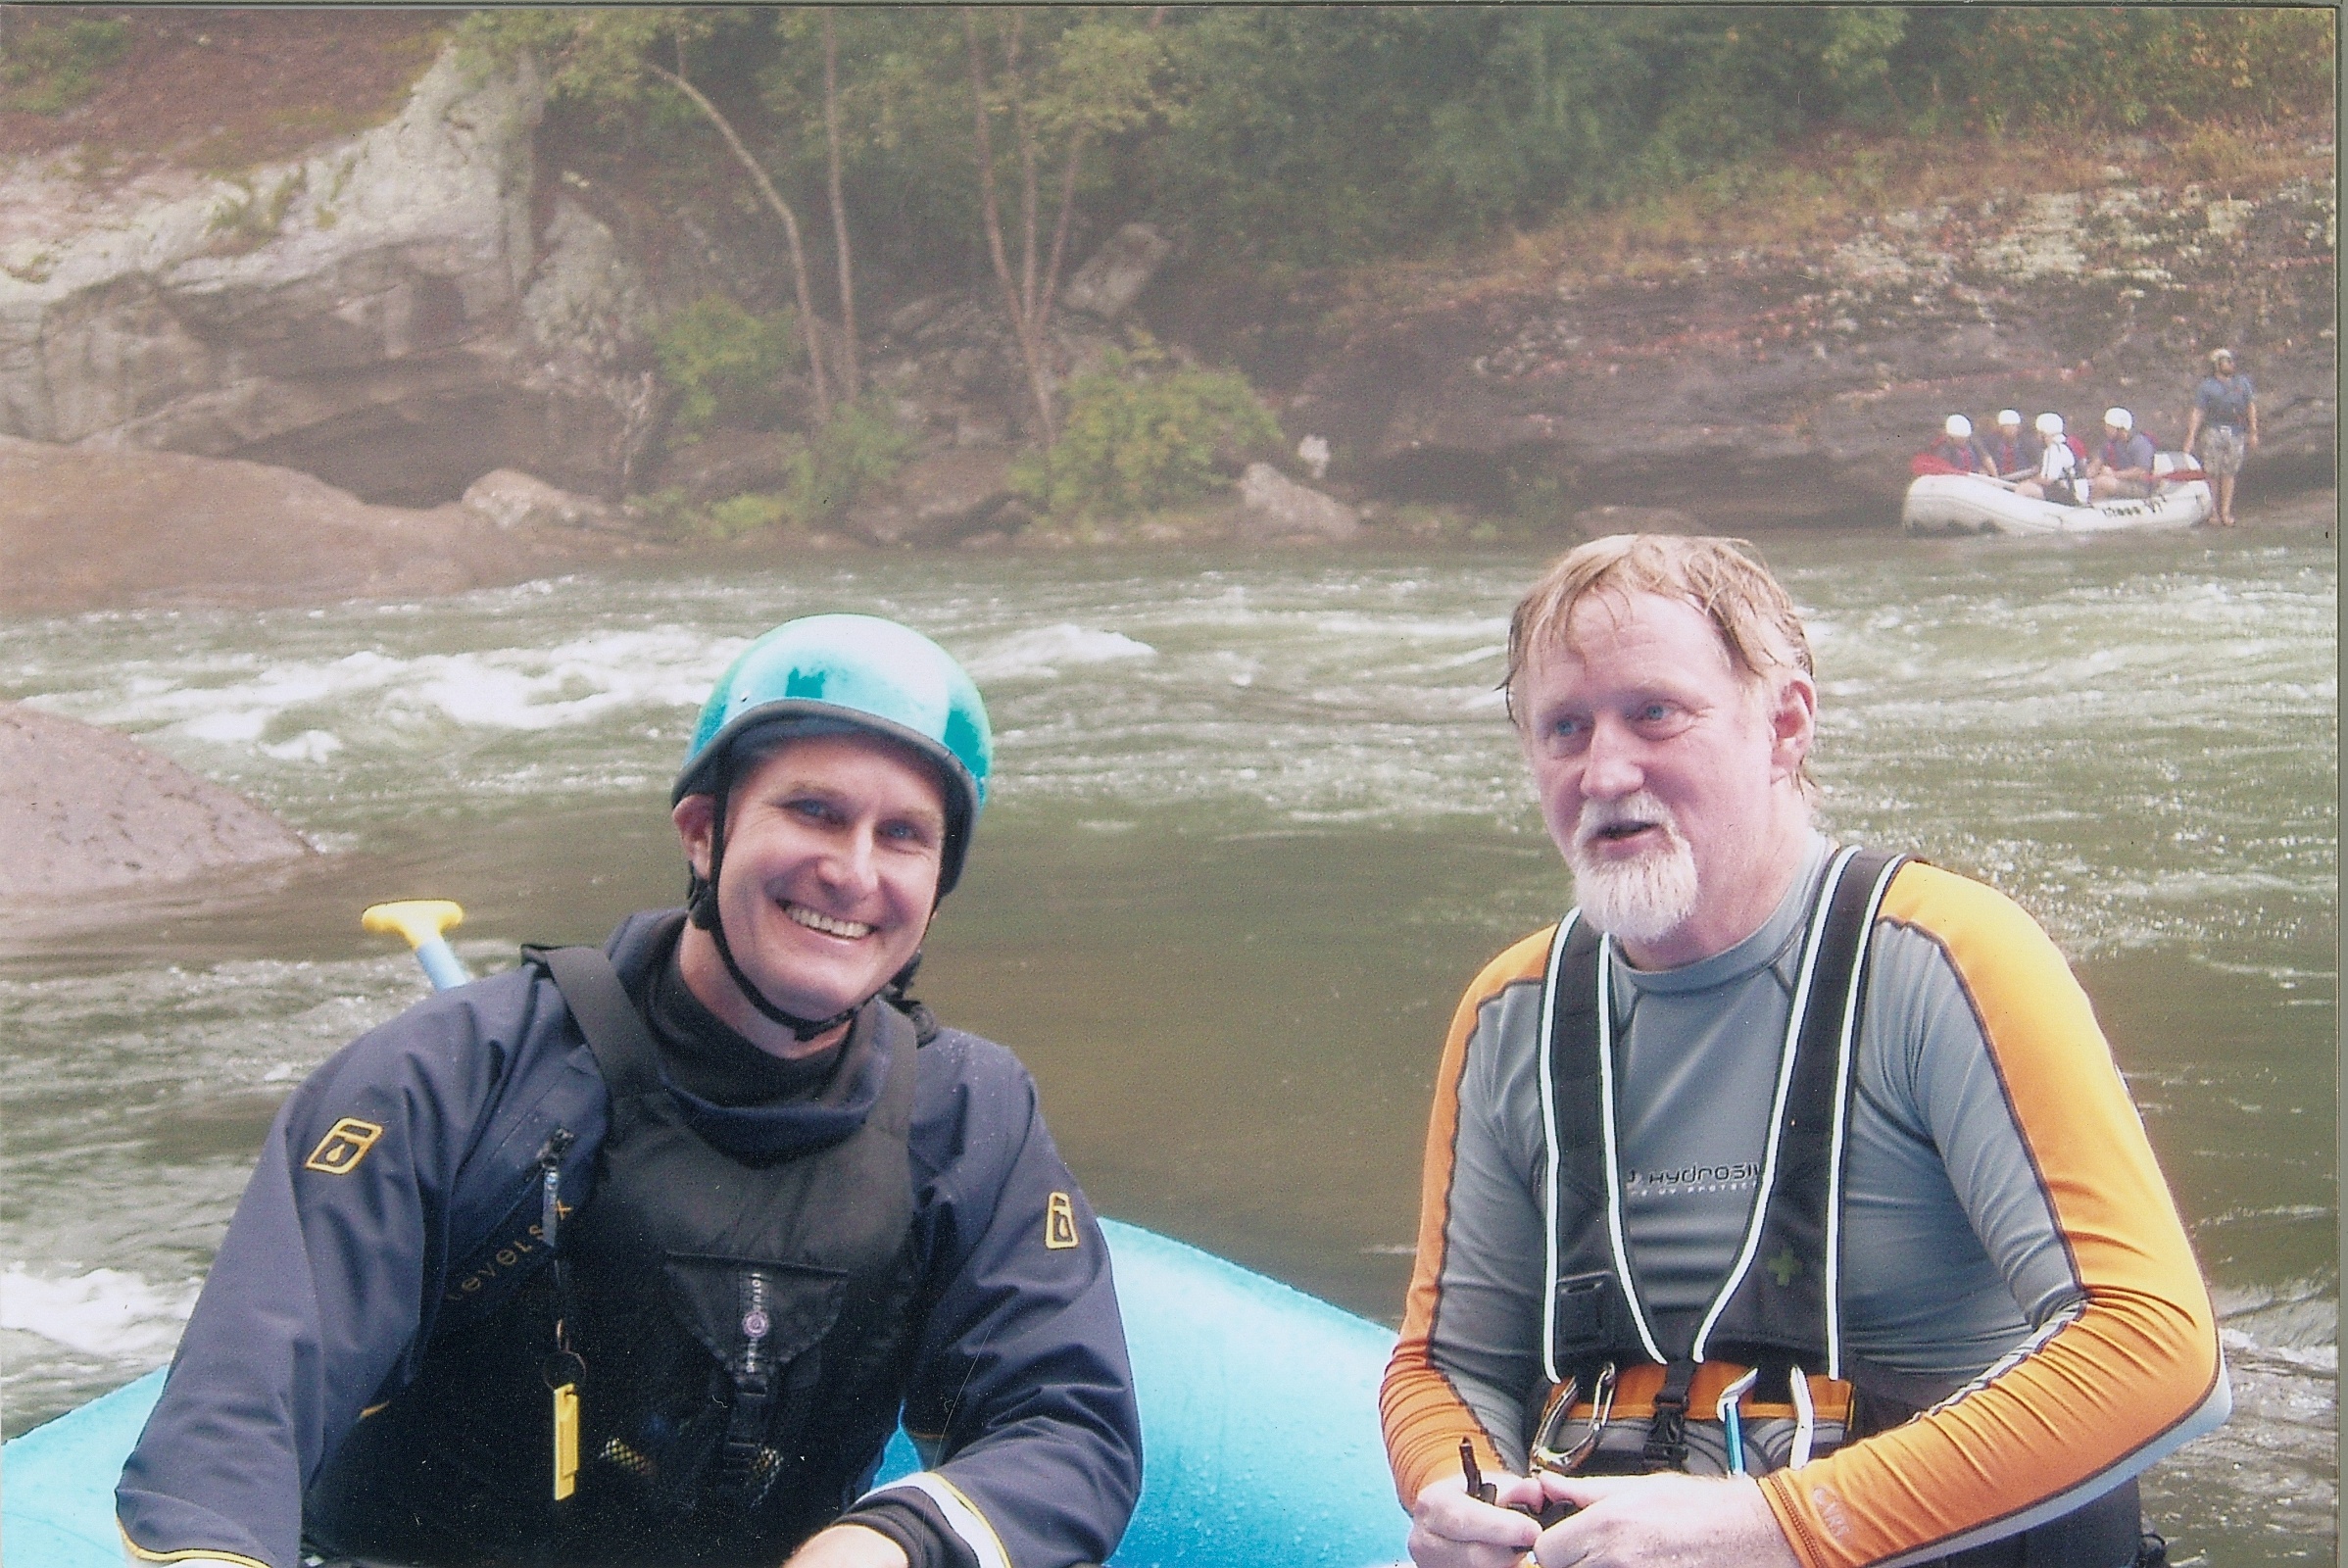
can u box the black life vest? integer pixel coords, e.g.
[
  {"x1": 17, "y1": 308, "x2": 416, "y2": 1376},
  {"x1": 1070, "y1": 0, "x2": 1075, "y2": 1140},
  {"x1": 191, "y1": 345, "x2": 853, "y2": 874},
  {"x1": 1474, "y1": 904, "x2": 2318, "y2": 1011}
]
[
  {"x1": 1529, "y1": 850, "x2": 2155, "y2": 1567},
  {"x1": 304, "y1": 948, "x2": 922, "y2": 1567},
  {"x1": 1535, "y1": 846, "x2": 1906, "y2": 1469}
]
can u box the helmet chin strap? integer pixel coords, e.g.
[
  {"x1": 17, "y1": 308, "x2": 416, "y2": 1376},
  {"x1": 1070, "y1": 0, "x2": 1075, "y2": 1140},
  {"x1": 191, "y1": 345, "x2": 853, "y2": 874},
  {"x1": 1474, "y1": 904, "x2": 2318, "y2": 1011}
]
[{"x1": 687, "y1": 762, "x2": 861, "y2": 1045}]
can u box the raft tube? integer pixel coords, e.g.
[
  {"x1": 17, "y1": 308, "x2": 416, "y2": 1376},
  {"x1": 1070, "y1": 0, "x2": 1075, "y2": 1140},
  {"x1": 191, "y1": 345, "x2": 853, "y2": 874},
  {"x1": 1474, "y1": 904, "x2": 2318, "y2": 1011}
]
[
  {"x1": 1902, "y1": 458, "x2": 2212, "y2": 535},
  {"x1": 2, "y1": 1219, "x2": 1410, "y2": 1568}
]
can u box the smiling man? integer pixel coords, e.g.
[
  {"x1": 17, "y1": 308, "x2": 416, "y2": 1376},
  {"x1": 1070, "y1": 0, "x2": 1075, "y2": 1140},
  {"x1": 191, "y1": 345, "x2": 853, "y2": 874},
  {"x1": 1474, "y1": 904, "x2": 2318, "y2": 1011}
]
[
  {"x1": 1381, "y1": 537, "x2": 2226, "y2": 1568},
  {"x1": 119, "y1": 614, "x2": 1140, "y2": 1568}
]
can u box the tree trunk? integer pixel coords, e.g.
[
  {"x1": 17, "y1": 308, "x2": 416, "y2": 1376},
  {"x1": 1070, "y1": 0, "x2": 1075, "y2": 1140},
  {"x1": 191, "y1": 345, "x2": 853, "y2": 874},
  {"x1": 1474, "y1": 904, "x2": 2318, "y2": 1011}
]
[
  {"x1": 964, "y1": 8, "x2": 1056, "y2": 444},
  {"x1": 1038, "y1": 136, "x2": 1083, "y2": 335},
  {"x1": 821, "y1": 10, "x2": 860, "y2": 405},
  {"x1": 648, "y1": 60, "x2": 834, "y2": 424}
]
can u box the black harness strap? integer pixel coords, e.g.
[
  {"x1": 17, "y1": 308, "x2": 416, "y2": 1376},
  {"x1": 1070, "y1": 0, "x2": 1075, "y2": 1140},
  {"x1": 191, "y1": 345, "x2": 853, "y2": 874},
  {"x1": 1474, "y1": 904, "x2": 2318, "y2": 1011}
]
[
  {"x1": 525, "y1": 944, "x2": 793, "y2": 1513},
  {"x1": 1710, "y1": 846, "x2": 1905, "y2": 1371},
  {"x1": 528, "y1": 944, "x2": 667, "y2": 1098},
  {"x1": 1544, "y1": 847, "x2": 1908, "y2": 1377}
]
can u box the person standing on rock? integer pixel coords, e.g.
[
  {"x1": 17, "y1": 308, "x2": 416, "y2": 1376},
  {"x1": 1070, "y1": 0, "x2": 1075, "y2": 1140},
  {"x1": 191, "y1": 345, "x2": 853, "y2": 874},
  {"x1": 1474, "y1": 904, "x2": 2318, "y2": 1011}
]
[
  {"x1": 1981, "y1": 409, "x2": 2042, "y2": 483},
  {"x1": 2184, "y1": 348, "x2": 2259, "y2": 527},
  {"x1": 1381, "y1": 534, "x2": 2225, "y2": 1568},
  {"x1": 117, "y1": 614, "x2": 1142, "y2": 1568},
  {"x1": 2086, "y1": 408, "x2": 2158, "y2": 501}
]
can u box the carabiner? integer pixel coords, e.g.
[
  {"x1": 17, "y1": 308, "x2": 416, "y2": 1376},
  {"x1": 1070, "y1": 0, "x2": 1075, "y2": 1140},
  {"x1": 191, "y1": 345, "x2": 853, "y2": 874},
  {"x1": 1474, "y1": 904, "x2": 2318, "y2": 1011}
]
[
  {"x1": 1531, "y1": 1360, "x2": 1617, "y2": 1475},
  {"x1": 1714, "y1": 1365, "x2": 1760, "y2": 1476}
]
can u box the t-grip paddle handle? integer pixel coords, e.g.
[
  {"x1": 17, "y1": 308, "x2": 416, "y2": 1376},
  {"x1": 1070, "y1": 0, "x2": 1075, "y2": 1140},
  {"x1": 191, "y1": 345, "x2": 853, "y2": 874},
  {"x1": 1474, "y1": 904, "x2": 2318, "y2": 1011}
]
[{"x1": 362, "y1": 899, "x2": 471, "y2": 992}]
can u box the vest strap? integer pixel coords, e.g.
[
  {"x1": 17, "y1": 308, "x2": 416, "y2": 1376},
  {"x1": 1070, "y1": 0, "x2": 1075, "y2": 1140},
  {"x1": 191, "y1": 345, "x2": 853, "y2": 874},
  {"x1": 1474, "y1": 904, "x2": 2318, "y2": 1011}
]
[
  {"x1": 1541, "y1": 846, "x2": 1910, "y2": 1381},
  {"x1": 527, "y1": 944, "x2": 668, "y2": 1101}
]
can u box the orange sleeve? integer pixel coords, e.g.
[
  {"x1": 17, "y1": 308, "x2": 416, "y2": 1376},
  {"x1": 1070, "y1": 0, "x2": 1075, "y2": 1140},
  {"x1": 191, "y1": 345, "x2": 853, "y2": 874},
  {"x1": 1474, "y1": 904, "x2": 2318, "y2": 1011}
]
[
  {"x1": 1379, "y1": 929, "x2": 1555, "y2": 1509},
  {"x1": 1759, "y1": 864, "x2": 2223, "y2": 1567}
]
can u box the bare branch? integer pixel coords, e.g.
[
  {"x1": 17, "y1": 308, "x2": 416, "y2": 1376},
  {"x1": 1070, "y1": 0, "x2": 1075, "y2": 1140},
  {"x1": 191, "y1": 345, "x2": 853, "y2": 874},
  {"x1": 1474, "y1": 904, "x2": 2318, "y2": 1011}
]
[
  {"x1": 964, "y1": 8, "x2": 1056, "y2": 443},
  {"x1": 822, "y1": 10, "x2": 859, "y2": 403},
  {"x1": 648, "y1": 58, "x2": 833, "y2": 422},
  {"x1": 1038, "y1": 134, "x2": 1083, "y2": 332}
]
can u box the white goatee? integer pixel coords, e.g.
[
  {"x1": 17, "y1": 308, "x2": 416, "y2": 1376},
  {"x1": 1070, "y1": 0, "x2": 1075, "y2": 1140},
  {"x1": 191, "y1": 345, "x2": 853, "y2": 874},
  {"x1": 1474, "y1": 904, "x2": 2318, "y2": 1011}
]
[{"x1": 1568, "y1": 792, "x2": 1699, "y2": 950}]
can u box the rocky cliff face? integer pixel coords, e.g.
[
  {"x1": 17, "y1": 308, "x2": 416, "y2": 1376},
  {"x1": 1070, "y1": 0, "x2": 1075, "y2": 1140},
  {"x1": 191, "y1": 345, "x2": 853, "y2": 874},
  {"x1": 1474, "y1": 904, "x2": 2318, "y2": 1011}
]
[
  {"x1": 1222, "y1": 166, "x2": 2335, "y2": 525},
  {"x1": 0, "y1": 45, "x2": 657, "y2": 507},
  {"x1": 3, "y1": 43, "x2": 2331, "y2": 531}
]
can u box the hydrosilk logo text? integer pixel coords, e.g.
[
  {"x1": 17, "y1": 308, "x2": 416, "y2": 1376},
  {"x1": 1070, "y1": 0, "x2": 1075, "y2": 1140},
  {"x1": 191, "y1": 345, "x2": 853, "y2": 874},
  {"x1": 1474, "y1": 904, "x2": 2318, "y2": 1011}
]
[{"x1": 1625, "y1": 1161, "x2": 1761, "y2": 1191}]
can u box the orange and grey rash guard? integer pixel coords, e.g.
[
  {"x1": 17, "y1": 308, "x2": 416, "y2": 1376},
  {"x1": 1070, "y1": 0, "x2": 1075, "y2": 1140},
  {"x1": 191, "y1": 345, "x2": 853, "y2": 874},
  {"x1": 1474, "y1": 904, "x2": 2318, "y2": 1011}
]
[{"x1": 1381, "y1": 837, "x2": 2227, "y2": 1567}]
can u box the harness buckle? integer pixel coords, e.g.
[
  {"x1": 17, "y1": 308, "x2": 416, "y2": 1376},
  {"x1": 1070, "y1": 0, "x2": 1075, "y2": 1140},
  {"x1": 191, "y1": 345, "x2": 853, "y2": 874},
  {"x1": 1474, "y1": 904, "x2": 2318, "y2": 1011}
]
[{"x1": 1640, "y1": 1361, "x2": 1695, "y2": 1469}]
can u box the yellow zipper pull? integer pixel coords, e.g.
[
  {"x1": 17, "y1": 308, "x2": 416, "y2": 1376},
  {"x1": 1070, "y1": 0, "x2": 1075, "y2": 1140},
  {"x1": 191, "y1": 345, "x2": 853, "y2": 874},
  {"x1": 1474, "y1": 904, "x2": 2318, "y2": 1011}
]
[
  {"x1": 552, "y1": 1379, "x2": 580, "y2": 1499},
  {"x1": 544, "y1": 1348, "x2": 586, "y2": 1500}
]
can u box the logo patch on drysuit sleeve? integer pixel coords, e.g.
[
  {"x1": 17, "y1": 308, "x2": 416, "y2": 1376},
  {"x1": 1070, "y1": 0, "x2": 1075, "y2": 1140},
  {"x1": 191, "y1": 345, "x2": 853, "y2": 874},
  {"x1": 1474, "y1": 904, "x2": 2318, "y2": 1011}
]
[
  {"x1": 1045, "y1": 1192, "x2": 1081, "y2": 1250},
  {"x1": 305, "y1": 1117, "x2": 386, "y2": 1175}
]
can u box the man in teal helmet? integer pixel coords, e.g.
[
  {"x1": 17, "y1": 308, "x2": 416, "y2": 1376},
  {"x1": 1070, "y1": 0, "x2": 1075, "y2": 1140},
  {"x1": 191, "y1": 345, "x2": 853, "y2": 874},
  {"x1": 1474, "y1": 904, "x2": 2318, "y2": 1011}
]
[
  {"x1": 120, "y1": 614, "x2": 1143, "y2": 1568},
  {"x1": 672, "y1": 614, "x2": 994, "y2": 1045}
]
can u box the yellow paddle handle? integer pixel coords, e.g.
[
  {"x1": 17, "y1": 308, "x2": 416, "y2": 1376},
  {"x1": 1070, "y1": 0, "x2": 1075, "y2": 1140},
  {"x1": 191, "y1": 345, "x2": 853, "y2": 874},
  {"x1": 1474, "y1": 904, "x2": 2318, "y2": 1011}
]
[{"x1": 362, "y1": 900, "x2": 465, "y2": 948}]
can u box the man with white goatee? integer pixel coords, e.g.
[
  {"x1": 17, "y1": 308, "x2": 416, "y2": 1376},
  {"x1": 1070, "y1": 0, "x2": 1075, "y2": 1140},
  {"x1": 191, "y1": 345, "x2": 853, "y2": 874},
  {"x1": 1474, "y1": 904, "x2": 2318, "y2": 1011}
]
[{"x1": 1381, "y1": 535, "x2": 2226, "y2": 1568}]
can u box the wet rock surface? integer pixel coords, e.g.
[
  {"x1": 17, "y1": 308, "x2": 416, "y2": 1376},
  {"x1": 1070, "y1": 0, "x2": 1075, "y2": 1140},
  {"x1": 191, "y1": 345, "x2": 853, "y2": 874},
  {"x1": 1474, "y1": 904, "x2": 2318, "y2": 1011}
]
[
  {"x1": 1238, "y1": 463, "x2": 1360, "y2": 542},
  {"x1": 0, "y1": 435, "x2": 648, "y2": 614},
  {"x1": 847, "y1": 448, "x2": 1020, "y2": 548},
  {"x1": 0, "y1": 702, "x2": 313, "y2": 902}
]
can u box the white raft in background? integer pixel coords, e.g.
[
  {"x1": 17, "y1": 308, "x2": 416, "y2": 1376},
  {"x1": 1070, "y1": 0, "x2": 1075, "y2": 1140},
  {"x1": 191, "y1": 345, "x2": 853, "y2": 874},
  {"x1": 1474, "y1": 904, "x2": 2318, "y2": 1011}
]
[{"x1": 1902, "y1": 454, "x2": 2213, "y2": 536}]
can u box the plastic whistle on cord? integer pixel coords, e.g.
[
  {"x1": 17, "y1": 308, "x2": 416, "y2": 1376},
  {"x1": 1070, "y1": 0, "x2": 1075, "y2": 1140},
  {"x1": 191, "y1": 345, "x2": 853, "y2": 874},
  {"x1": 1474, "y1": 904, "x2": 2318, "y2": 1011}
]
[
  {"x1": 1459, "y1": 1440, "x2": 1579, "y2": 1529},
  {"x1": 362, "y1": 900, "x2": 471, "y2": 992}
]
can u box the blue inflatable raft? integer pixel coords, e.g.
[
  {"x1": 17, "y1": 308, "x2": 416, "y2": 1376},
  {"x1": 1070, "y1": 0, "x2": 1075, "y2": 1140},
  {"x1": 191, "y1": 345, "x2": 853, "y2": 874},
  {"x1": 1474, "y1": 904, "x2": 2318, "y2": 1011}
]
[{"x1": 1, "y1": 1218, "x2": 1411, "y2": 1568}]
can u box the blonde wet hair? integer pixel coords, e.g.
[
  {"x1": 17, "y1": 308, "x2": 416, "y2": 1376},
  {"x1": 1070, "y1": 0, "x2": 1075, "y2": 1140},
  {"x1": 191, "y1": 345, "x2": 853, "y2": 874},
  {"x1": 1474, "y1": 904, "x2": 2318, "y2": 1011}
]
[{"x1": 1504, "y1": 533, "x2": 1817, "y2": 791}]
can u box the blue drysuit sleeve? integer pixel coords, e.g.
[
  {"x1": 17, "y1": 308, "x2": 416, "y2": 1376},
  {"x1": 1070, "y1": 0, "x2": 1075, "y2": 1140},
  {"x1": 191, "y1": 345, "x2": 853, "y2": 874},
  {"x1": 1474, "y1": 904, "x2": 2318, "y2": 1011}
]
[
  {"x1": 850, "y1": 1030, "x2": 1142, "y2": 1568},
  {"x1": 116, "y1": 969, "x2": 585, "y2": 1568}
]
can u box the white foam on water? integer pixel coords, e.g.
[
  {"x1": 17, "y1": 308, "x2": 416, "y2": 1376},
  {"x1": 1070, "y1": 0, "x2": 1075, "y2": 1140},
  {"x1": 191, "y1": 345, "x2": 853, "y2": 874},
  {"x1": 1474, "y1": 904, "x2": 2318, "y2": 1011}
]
[
  {"x1": 967, "y1": 625, "x2": 1156, "y2": 681},
  {"x1": 259, "y1": 728, "x2": 343, "y2": 762},
  {"x1": 0, "y1": 1265, "x2": 196, "y2": 1360},
  {"x1": 43, "y1": 627, "x2": 731, "y2": 754},
  {"x1": 2221, "y1": 1326, "x2": 2339, "y2": 1377}
]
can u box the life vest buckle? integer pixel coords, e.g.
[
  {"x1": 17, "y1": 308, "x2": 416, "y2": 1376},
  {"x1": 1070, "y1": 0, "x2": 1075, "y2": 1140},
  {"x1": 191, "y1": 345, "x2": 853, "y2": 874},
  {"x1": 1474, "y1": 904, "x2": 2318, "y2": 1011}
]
[{"x1": 1639, "y1": 1361, "x2": 1696, "y2": 1469}]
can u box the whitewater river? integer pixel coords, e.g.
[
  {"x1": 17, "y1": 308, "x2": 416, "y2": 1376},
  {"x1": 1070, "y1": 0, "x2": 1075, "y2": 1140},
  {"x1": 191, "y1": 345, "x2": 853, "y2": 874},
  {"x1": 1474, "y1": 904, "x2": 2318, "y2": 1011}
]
[{"x1": 1, "y1": 531, "x2": 2333, "y2": 1562}]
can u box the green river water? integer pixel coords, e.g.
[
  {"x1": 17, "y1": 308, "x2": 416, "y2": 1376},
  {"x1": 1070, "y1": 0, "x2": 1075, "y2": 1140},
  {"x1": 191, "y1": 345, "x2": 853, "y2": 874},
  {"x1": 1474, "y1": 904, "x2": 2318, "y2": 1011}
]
[{"x1": 1, "y1": 530, "x2": 2334, "y2": 1562}]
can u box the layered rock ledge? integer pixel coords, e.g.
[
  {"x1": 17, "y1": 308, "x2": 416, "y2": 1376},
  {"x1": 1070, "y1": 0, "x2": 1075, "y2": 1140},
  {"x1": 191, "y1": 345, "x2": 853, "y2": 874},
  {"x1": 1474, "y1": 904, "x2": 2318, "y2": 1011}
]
[{"x1": 0, "y1": 435, "x2": 648, "y2": 614}]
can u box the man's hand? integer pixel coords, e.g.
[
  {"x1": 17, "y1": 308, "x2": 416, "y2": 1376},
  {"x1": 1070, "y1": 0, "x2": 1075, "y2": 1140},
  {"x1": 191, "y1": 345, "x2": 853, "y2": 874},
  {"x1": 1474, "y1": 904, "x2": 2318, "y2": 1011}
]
[
  {"x1": 1529, "y1": 1472, "x2": 1801, "y2": 1568},
  {"x1": 1407, "y1": 1471, "x2": 1545, "y2": 1568},
  {"x1": 784, "y1": 1523, "x2": 911, "y2": 1568}
]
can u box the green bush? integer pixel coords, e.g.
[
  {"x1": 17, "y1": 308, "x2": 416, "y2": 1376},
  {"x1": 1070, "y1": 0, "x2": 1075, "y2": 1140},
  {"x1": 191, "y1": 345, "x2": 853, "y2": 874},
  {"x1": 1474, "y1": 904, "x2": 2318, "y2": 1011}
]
[
  {"x1": 653, "y1": 295, "x2": 803, "y2": 436},
  {"x1": 1012, "y1": 345, "x2": 1281, "y2": 521},
  {"x1": 0, "y1": 16, "x2": 128, "y2": 115},
  {"x1": 631, "y1": 401, "x2": 909, "y2": 541},
  {"x1": 780, "y1": 398, "x2": 916, "y2": 527}
]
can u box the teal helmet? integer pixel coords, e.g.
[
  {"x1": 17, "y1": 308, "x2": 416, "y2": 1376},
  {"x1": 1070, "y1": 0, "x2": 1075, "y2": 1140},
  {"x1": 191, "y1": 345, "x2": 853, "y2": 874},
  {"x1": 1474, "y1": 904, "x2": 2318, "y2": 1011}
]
[{"x1": 675, "y1": 613, "x2": 992, "y2": 895}]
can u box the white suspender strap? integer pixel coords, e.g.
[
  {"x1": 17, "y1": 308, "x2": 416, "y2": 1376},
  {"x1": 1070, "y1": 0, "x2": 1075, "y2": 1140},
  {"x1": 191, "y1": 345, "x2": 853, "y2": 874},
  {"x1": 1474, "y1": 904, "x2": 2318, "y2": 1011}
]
[{"x1": 1538, "y1": 910, "x2": 1577, "y2": 1388}]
